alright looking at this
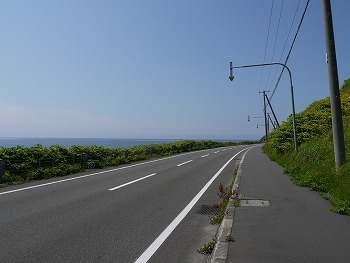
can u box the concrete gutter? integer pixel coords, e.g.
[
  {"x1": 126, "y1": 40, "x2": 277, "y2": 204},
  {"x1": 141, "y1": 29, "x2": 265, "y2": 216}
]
[{"x1": 209, "y1": 147, "x2": 251, "y2": 263}]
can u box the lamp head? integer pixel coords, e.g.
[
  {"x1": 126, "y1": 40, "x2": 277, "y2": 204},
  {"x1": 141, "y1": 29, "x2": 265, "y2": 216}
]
[{"x1": 229, "y1": 62, "x2": 234, "y2": 81}]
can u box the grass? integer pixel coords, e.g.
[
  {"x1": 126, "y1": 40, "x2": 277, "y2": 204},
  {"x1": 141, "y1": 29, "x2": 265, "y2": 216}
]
[{"x1": 263, "y1": 114, "x2": 350, "y2": 215}]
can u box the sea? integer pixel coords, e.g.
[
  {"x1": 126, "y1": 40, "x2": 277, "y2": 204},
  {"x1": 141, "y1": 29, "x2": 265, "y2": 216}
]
[{"x1": 0, "y1": 138, "x2": 241, "y2": 149}]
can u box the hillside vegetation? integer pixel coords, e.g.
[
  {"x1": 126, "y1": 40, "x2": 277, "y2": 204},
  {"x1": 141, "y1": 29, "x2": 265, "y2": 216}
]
[
  {"x1": 0, "y1": 140, "x2": 256, "y2": 185},
  {"x1": 264, "y1": 79, "x2": 350, "y2": 215}
]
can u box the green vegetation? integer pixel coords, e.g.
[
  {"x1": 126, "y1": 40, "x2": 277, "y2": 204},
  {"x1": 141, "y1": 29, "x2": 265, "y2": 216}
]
[
  {"x1": 233, "y1": 199, "x2": 241, "y2": 207},
  {"x1": 209, "y1": 183, "x2": 232, "y2": 225},
  {"x1": 197, "y1": 237, "x2": 217, "y2": 255},
  {"x1": 198, "y1": 167, "x2": 238, "y2": 255},
  {"x1": 264, "y1": 79, "x2": 350, "y2": 215},
  {"x1": 0, "y1": 140, "x2": 255, "y2": 185},
  {"x1": 210, "y1": 166, "x2": 238, "y2": 225}
]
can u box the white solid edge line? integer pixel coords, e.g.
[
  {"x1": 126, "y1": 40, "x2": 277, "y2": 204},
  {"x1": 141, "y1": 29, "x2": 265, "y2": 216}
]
[
  {"x1": 176, "y1": 160, "x2": 193, "y2": 167},
  {"x1": 108, "y1": 173, "x2": 157, "y2": 191},
  {"x1": 134, "y1": 146, "x2": 252, "y2": 263},
  {"x1": 0, "y1": 151, "x2": 195, "y2": 196}
]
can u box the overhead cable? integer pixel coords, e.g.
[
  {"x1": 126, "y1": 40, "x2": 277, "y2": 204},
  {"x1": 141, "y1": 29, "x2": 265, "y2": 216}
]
[
  {"x1": 269, "y1": 0, "x2": 311, "y2": 100},
  {"x1": 269, "y1": 0, "x2": 301, "y2": 91},
  {"x1": 265, "y1": 0, "x2": 284, "y2": 91},
  {"x1": 258, "y1": 0, "x2": 275, "y2": 93}
]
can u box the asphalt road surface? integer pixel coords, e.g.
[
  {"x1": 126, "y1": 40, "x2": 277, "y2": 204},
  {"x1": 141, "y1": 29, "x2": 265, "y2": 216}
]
[{"x1": 0, "y1": 145, "x2": 253, "y2": 263}]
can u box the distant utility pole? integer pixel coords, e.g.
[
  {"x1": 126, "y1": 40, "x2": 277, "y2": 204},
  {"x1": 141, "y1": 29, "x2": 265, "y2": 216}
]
[
  {"x1": 267, "y1": 113, "x2": 276, "y2": 130},
  {"x1": 260, "y1": 91, "x2": 269, "y2": 142},
  {"x1": 265, "y1": 95, "x2": 280, "y2": 127},
  {"x1": 322, "y1": 0, "x2": 346, "y2": 169}
]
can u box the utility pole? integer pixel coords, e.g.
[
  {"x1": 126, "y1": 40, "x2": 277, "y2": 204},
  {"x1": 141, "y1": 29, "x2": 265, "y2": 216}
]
[
  {"x1": 267, "y1": 113, "x2": 276, "y2": 130},
  {"x1": 267, "y1": 113, "x2": 270, "y2": 139},
  {"x1": 322, "y1": 0, "x2": 346, "y2": 169},
  {"x1": 260, "y1": 91, "x2": 269, "y2": 142},
  {"x1": 265, "y1": 95, "x2": 280, "y2": 127}
]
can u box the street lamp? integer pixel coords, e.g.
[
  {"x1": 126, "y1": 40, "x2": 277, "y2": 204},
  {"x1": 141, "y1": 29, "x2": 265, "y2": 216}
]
[
  {"x1": 249, "y1": 115, "x2": 267, "y2": 141},
  {"x1": 229, "y1": 62, "x2": 298, "y2": 152}
]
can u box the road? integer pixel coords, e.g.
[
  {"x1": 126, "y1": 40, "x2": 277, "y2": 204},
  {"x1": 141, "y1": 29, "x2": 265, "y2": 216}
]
[{"x1": 0, "y1": 145, "x2": 252, "y2": 262}]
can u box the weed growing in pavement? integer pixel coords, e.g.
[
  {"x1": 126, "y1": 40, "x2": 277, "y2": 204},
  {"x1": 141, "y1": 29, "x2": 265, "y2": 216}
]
[
  {"x1": 225, "y1": 234, "x2": 235, "y2": 242},
  {"x1": 209, "y1": 183, "x2": 232, "y2": 225},
  {"x1": 217, "y1": 183, "x2": 231, "y2": 199},
  {"x1": 198, "y1": 168, "x2": 239, "y2": 254},
  {"x1": 212, "y1": 203, "x2": 220, "y2": 209},
  {"x1": 233, "y1": 199, "x2": 241, "y2": 207},
  {"x1": 197, "y1": 238, "x2": 217, "y2": 255},
  {"x1": 210, "y1": 166, "x2": 240, "y2": 224}
]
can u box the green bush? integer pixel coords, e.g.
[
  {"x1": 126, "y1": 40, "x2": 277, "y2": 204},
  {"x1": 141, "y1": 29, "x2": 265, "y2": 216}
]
[
  {"x1": 269, "y1": 88, "x2": 350, "y2": 153},
  {"x1": 0, "y1": 140, "x2": 252, "y2": 184}
]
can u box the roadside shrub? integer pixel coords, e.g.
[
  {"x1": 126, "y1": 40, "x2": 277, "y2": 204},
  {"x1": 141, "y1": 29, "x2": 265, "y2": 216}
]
[
  {"x1": 268, "y1": 88, "x2": 350, "y2": 153},
  {"x1": 0, "y1": 140, "x2": 250, "y2": 184}
]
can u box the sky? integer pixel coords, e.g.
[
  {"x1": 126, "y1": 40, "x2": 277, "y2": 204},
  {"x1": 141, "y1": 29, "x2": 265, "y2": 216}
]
[{"x1": 0, "y1": 0, "x2": 349, "y2": 140}]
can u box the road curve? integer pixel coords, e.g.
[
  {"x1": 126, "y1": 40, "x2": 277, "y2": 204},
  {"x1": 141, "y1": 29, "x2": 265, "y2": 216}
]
[{"x1": 0, "y1": 145, "x2": 253, "y2": 262}]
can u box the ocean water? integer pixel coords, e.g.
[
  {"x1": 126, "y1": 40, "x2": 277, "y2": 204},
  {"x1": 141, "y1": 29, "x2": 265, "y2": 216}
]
[
  {"x1": 0, "y1": 138, "x2": 243, "y2": 148},
  {"x1": 0, "y1": 138, "x2": 184, "y2": 148}
]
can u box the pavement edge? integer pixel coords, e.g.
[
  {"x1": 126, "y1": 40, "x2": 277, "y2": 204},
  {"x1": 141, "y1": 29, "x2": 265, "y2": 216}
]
[{"x1": 209, "y1": 147, "x2": 251, "y2": 263}]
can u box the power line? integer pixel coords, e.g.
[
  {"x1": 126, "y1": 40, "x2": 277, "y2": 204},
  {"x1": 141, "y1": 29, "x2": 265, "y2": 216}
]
[
  {"x1": 269, "y1": 0, "x2": 301, "y2": 91},
  {"x1": 258, "y1": 0, "x2": 275, "y2": 93},
  {"x1": 265, "y1": 0, "x2": 284, "y2": 91},
  {"x1": 269, "y1": 0, "x2": 311, "y2": 100}
]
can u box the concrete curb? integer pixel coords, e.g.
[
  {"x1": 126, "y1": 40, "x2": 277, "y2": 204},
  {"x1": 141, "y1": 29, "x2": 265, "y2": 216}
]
[{"x1": 209, "y1": 148, "x2": 251, "y2": 263}]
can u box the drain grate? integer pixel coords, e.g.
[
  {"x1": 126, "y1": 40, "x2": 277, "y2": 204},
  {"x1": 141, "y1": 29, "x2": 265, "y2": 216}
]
[{"x1": 197, "y1": 205, "x2": 218, "y2": 215}]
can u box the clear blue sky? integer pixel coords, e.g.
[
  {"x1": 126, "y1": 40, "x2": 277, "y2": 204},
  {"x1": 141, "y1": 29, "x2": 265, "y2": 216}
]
[{"x1": 0, "y1": 0, "x2": 349, "y2": 140}]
